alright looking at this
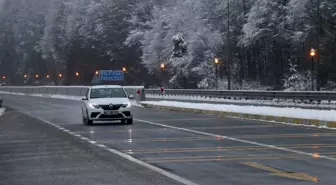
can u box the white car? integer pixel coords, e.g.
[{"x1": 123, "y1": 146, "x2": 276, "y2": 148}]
[{"x1": 81, "y1": 85, "x2": 134, "y2": 125}]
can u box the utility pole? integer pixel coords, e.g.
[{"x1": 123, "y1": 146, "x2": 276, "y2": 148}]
[{"x1": 227, "y1": 0, "x2": 231, "y2": 90}]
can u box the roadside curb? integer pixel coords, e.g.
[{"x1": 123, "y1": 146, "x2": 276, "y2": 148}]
[{"x1": 140, "y1": 103, "x2": 336, "y2": 128}]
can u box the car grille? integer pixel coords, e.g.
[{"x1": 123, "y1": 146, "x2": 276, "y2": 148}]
[
  {"x1": 99, "y1": 114, "x2": 124, "y2": 119},
  {"x1": 100, "y1": 104, "x2": 122, "y2": 110}
]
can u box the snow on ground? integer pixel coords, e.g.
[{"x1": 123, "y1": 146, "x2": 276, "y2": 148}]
[
  {"x1": 142, "y1": 101, "x2": 336, "y2": 122},
  {"x1": 147, "y1": 94, "x2": 336, "y2": 109},
  {"x1": 0, "y1": 108, "x2": 5, "y2": 117}
]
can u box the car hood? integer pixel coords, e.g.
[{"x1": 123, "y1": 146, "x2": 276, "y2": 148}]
[{"x1": 89, "y1": 98, "x2": 130, "y2": 105}]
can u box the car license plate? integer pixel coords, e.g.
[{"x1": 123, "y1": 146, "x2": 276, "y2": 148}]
[{"x1": 105, "y1": 111, "x2": 118, "y2": 115}]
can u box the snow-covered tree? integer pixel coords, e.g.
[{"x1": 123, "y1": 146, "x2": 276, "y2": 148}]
[
  {"x1": 0, "y1": 0, "x2": 335, "y2": 88},
  {"x1": 283, "y1": 63, "x2": 311, "y2": 91}
]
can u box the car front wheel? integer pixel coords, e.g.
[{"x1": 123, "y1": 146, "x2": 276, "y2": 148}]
[{"x1": 83, "y1": 110, "x2": 93, "y2": 125}]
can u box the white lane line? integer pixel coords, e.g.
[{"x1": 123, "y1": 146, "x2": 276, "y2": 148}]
[
  {"x1": 19, "y1": 113, "x2": 198, "y2": 185},
  {"x1": 135, "y1": 119, "x2": 336, "y2": 162}
]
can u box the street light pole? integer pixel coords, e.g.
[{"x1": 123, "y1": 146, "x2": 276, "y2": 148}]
[
  {"x1": 311, "y1": 57, "x2": 314, "y2": 91},
  {"x1": 214, "y1": 58, "x2": 219, "y2": 89},
  {"x1": 75, "y1": 72, "x2": 80, "y2": 85},
  {"x1": 160, "y1": 63, "x2": 165, "y2": 88},
  {"x1": 58, "y1": 73, "x2": 62, "y2": 86},
  {"x1": 310, "y1": 48, "x2": 316, "y2": 91},
  {"x1": 122, "y1": 67, "x2": 127, "y2": 86}
]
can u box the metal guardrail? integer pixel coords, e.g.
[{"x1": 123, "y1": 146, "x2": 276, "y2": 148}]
[
  {"x1": 145, "y1": 89, "x2": 336, "y2": 102},
  {"x1": 0, "y1": 86, "x2": 146, "y2": 101},
  {"x1": 1, "y1": 86, "x2": 336, "y2": 102}
]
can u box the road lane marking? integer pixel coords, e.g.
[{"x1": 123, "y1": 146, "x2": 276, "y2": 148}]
[
  {"x1": 142, "y1": 155, "x2": 310, "y2": 163},
  {"x1": 142, "y1": 152, "x2": 336, "y2": 163},
  {"x1": 73, "y1": 125, "x2": 280, "y2": 134},
  {"x1": 99, "y1": 136, "x2": 220, "y2": 144},
  {"x1": 123, "y1": 144, "x2": 336, "y2": 154},
  {"x1": 135, "y1": 119, "x2": 336, "y2": 161},
  {"x1": 241, "y1": 162, "x2": 319, "y2": 182},
  {"x1": 20, "y1": 115, "x2": 199, "y2": 185},
  {"x1": 237, "y1": 132, "x2": 336, "y2": 139},
  {"x1": 145, "y1": 117, "x2": 216, "y2": 122},
  {"x1": 142, "y1": 152, "x2": 336, "y2": 161}
]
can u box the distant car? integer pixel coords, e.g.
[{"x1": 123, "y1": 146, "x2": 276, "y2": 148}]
[{"x1": 81, "y1": 85, "x2": 134, "y2": 125}]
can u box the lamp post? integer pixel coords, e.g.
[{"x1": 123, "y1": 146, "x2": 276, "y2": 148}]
[
  {"x1": 58, "y1": 73, "x2": 62, "y2": 85},
  {"x1": 214, "y1": 58, "x2": 219, "y2": 89},
  {"x1": 75, "y1": 72, "x2": 80, "y2": 85},
  {"x1": 23, "y1": 74, "x2": 27, "y2": 85},
  {"x1": 160, "y1": 63, "x2": 165, "y2": 87},
  {"x1": 122, "y1": 67, "x2": 126, "y2": 85},
  {"x1": 35, "y1": 74, "x2": 39, "y2": 85},
  {"x1": 310, "y1": 48, "x2": 316, "y2": 91}
]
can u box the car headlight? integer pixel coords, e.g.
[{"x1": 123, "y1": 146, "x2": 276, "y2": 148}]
[
  {"x1": 89, "y1": 103, "x2": 100, "y2": 109},
  {"x1": 121, "y1": 102, "x2": 131, "y2": 108}
]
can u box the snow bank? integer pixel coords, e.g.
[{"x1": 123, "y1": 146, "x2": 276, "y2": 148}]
[
  {"x1": 142, "y1": 101, "x2": 336, "y2": 122},
  {"x1": 147, "y1": 94, "x2": 336, "y2": 109}
]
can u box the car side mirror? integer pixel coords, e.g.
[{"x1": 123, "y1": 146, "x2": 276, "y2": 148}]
[
  {"x1": 82, "y1": 97, "x2": 88, "y2": 101},
  {"x1": 128, "y1": 94, "x2": 134, "y2": 99}
]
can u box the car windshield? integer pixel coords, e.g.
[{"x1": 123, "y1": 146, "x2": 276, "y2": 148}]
[{"x1": 90, "y1": 88, "x2": 126, "y2": 99}]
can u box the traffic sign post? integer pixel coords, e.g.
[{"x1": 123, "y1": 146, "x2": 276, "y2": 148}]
[{"x1": 99, "y1": 70, "x2": 124, "y2": 81}]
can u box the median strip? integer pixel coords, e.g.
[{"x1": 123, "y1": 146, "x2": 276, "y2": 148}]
[{"x1": 140, "y1": 101, "x2": 336, "y2": 129}]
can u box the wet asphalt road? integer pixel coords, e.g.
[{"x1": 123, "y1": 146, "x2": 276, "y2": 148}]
[{"x1": 1, "y1": 93, "x2": 336, "y2": 185}]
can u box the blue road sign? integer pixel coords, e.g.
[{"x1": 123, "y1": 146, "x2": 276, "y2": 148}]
[{"x1": 99, "y1": 70, "x2": 124, "y2": 81}]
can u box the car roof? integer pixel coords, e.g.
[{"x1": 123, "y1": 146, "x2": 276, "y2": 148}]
[{"x1": 91, "y1": 85, "x2": 122, "y2": 89}]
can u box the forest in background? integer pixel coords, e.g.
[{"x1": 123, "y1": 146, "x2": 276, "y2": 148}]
[{"x1": 0, "y1": 0, "x2": 335, "y2": 90}]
